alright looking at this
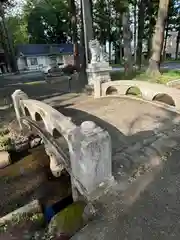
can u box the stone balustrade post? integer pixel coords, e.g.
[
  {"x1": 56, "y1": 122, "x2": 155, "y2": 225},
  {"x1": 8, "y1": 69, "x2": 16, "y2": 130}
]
[
  {"x1": 69, "y1": 121, "x2": 114, "y2": 200},
  {"x1": 11, "y1": 89, "x2": 28, "y2": 129},
  {"x1": 94, "y1": 77, "x2": 102, "y2": 98}
]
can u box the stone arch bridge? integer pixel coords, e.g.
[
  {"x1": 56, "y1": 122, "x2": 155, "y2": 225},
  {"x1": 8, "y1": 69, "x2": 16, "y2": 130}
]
[{"x1": 12, "y1": 80, "x2": 180, "y2": 203}]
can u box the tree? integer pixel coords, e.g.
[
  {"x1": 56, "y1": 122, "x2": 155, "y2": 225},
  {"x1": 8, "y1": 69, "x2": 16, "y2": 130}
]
[
  {"x1": 176, "y1": 30, "x2": 180, "y2": 59},
  {"x1": 93, "y1": 0, "x2": 109, "y2": 46},
  {"x1": 144, "y1": 0, "x2": 159, "y2": 58},
  {"x1": 0, "y1": 1, "x2": 18, "y2": 72},
  {"x1": 24, "y1": 0, "x2": 70, "y2": 43},
  {"x1": 122, "y1": 9, "x2": 133, "y2": 74},
  {"x1": 147, "y1": 0, "x2": 170, "y2": 76},
  {"x1": 69, "y1": 0, "x2": 79, "y2": 67},
  {"x1": 162, "y1": 0, "x2": 178, "y2": 60},
  {"x1": 175, "y1": 3, "x2": 180, "y2": 59},
  {"x1": 133, "y1": 0, "x2": 137, "y2": 63},
  {"x1": 6, "y1": 15, "x2": 28, "y2": 45},
  {"x1": 136, "y1": 0, "x2": 145, "y2": 68}
]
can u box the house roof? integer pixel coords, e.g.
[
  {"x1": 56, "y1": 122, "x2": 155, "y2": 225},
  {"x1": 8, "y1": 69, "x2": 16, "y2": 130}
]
[{"x1": 16, "y1": 44, "x2": 73, "y2": 57}]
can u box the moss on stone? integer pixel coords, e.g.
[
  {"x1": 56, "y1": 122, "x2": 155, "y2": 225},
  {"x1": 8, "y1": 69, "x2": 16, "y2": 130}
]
[
  {"x1": 0, "y1": 135, "x2": 12, "y2": 151},
  {"x1": 0, "y1": 128, "x2": 10, "y2": 136},
  {"x1": 0, "y1": 127, "x2": 12, "y2": 151},
  {"x1": 0, "y1": 213, "x2": 45, "y2": 233},
  {"x1": 48, "y1": 201, "x2": 86, "y2": 236}
]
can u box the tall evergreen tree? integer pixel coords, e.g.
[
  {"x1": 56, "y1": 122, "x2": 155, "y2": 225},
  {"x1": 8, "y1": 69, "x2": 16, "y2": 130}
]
[{"x1": 147, "y1": 0, "x2": 170, "y2": 76}]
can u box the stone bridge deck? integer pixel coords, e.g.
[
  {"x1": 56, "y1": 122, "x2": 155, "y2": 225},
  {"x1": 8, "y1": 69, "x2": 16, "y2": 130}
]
[
  {"x1": 49, "y1": 94, "x2": 180, "y2": 239},
  {"x1": 48, "y1": 94, "x2": 180, "y2": 182}
]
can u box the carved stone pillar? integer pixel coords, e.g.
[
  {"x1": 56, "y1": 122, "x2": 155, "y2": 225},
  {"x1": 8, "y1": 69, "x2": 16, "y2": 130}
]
[
  {"x1": 11, "y1": 89, "x2": 28, "y2": 129},
  {"x1": 86, "y1": 40, "x2": 112, "y2": 96},
  {"x1": 69, "y1": 121, "x2": 114, "y2": 201}
]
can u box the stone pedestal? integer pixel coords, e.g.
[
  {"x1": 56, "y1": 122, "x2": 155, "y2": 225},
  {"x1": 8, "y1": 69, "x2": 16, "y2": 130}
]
[{"x1": 87, "y1": 62, "x2": 112, "y2": 86}]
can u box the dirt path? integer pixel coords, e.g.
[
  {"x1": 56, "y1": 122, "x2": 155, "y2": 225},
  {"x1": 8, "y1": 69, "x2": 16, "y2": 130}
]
[{"x1": 72, "y1": 148, "x2": 180, "y2": 240}]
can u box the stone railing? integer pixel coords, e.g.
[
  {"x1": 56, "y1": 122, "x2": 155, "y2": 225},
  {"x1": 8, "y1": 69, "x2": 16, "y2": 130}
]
[
  {"x1": 12, "y1": 90, "x2": 113, "y2": 201},
  {"x1": 94, "y1": 80, "x2": 180, "y2": 110}
]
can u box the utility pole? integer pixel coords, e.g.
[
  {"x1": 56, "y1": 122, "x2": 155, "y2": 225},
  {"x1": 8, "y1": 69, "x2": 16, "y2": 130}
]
[{"x1": 81, "y1": 0, "x2": 94, "y2": 66}]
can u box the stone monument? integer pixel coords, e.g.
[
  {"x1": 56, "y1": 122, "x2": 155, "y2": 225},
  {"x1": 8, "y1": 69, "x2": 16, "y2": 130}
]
[{"x1": 87, "y1": 39, "x2": 112, "y2": 87}]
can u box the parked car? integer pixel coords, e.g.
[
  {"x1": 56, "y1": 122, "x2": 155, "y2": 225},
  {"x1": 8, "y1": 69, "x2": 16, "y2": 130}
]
[
  {"x1": 41, "y1": 63, "x2": 65, "y2": 74},
  {"x1": 44, "y1": 64, "x2": 79, "y2": 85}
]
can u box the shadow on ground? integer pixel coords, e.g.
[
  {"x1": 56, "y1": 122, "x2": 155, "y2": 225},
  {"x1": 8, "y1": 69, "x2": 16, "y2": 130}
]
[{"x1": 55, "y1": 104, "x2": 180, "y2": 181}]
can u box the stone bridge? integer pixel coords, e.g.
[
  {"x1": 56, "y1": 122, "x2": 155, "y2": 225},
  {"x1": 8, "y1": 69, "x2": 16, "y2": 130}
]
[
  {"x1": 95, "y1": 80, "x2": 180, "y2": 109},
  {"x1": 11, "y1": 80, "x2": 180, "y2": 209},
  {"x1": 12, "y1": 90, "x2": 113, "y2": 203}
]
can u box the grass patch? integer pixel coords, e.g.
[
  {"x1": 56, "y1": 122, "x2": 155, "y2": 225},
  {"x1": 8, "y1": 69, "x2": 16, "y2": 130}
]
[
  {"x1": 24, "y1": 81, "x2": 46, "y2": 85},
  {"x1": 136, "y1": 70, "x2": 180, "y2": 84},
  {"x1": 110, "y1": 70, "x2": 142, "y2": 81},
  {"x1": 126, "y1": 87, "x2": 142, "y2": 97},
  {"x1": 110, "y1": 63, "x2": 122, "y2": 68},
  {"x1": 0, "y1": 127, "x2": 12, "y2": 151},
  {"x1": 110, "y1": 69, "x2": 180, "y2": 84}
]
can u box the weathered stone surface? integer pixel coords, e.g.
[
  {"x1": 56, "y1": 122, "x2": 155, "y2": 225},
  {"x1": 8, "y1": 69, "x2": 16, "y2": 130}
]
[
  {"x1": 9, "y1": 80, "x2": 180, "y2": 239},
  {"x1": 0, "y1": 151, "x2": 11, "y2": 169},
  {"x1": 87, "y1": 39, "x2": 112, "y2": 87},
  {"x1": 0, "y1": 200, "x2": 42, "y2": 226},
  {"x1": 70, "y1": 121, "x2": 113, "y2": 199},
  {"x1": 98, "y1": 80, "x2": 180, "y2": 111},
  {"x1": 12, "y1": 91, "x2": 113, "y2": 202},
  {"x1": 29, "y1": 137, "x2": 42, "y2": 149}
]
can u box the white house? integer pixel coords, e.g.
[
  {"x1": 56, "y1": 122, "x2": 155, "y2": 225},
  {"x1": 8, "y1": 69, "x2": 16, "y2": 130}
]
[{"x1": 16, "y1": 44, "x2": 74, "y2": 71}]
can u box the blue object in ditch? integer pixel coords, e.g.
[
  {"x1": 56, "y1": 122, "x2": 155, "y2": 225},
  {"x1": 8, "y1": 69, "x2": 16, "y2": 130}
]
[
  {"x1": 44, "y1": 195, "x2": 73, "y2": 223},
  {"x1": 44, "y1": 207, "x2": 55, "y2": 223}
]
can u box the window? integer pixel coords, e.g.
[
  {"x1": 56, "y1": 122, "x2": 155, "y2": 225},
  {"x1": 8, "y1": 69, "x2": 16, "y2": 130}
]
[{"x1": 30, "y1": 57, "x2": 38, "y2": 66}]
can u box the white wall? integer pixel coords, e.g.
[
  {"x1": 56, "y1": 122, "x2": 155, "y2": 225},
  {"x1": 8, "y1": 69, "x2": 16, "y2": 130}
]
[
  {"x1": 18, "y1": 54, "x2": 73, "y2": 71},
  {"x1": 27, "y1": 56, "x2": 48, "y2": 70},
  {"x1": 17, "y1": 57, "x2": 27, "y2": 71},
  {"x1": 63, "y1": 55, "x2": 74, "y2": 65}
]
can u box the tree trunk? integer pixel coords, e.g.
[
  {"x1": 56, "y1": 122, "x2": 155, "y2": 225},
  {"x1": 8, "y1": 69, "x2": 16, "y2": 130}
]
[
  {"x1": 0, "y1": 3, "x2": 18, "y2": 72},
  {"x1": 69, "y1": 0, "x2": 80, "y2": 68},
  {"x1": 147, "y1": 0, "x2": 170, "y2": 76},
  {"x1": 175, "y1": 30, "x2": 180, "y2": 60},
  {"x1": 0, "y1": 22, "x2": 10, "y2": 72},
  {"x1": 162, "y1": 23, "x2": 169, "y2": 61},
  {"x1": 122, "y1": 10, "x2": 133, "y2": 75},
  {"x1": 133, "y1": 0, "x2": 137, "y2": 63},
  {"x1": 136, "y1": 0, "x2": 145, "y2": 69},
  {"x1": 107, "y1": 0, "x2": 111, "y2": 63},
  {"x1": 147, "y1": 1, "x2": 154, "y2": 58}
]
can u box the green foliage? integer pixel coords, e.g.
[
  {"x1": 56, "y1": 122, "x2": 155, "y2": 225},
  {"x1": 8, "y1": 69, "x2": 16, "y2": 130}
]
[
  {"x1": 111, "y1": 69, "x2": 180, "y2": 84},
  {"x1": 153, "y1": 70, "x2": 180, "y2": 84},
  {"x1": 93, "y1": 0, "x2": 109, "y2": 44},
  {"x1": 6, "y1": 15, "x2": 29, "y2": 45},
  {"x1": 24, "y1": 0, "x2": 70, "y2": 43},
  {"x1": 126, "y1": 86, "x2": 142, "y2": 97},
  {"x1": 134, "y1": 70, "x2": 180, "y2": 84}
]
